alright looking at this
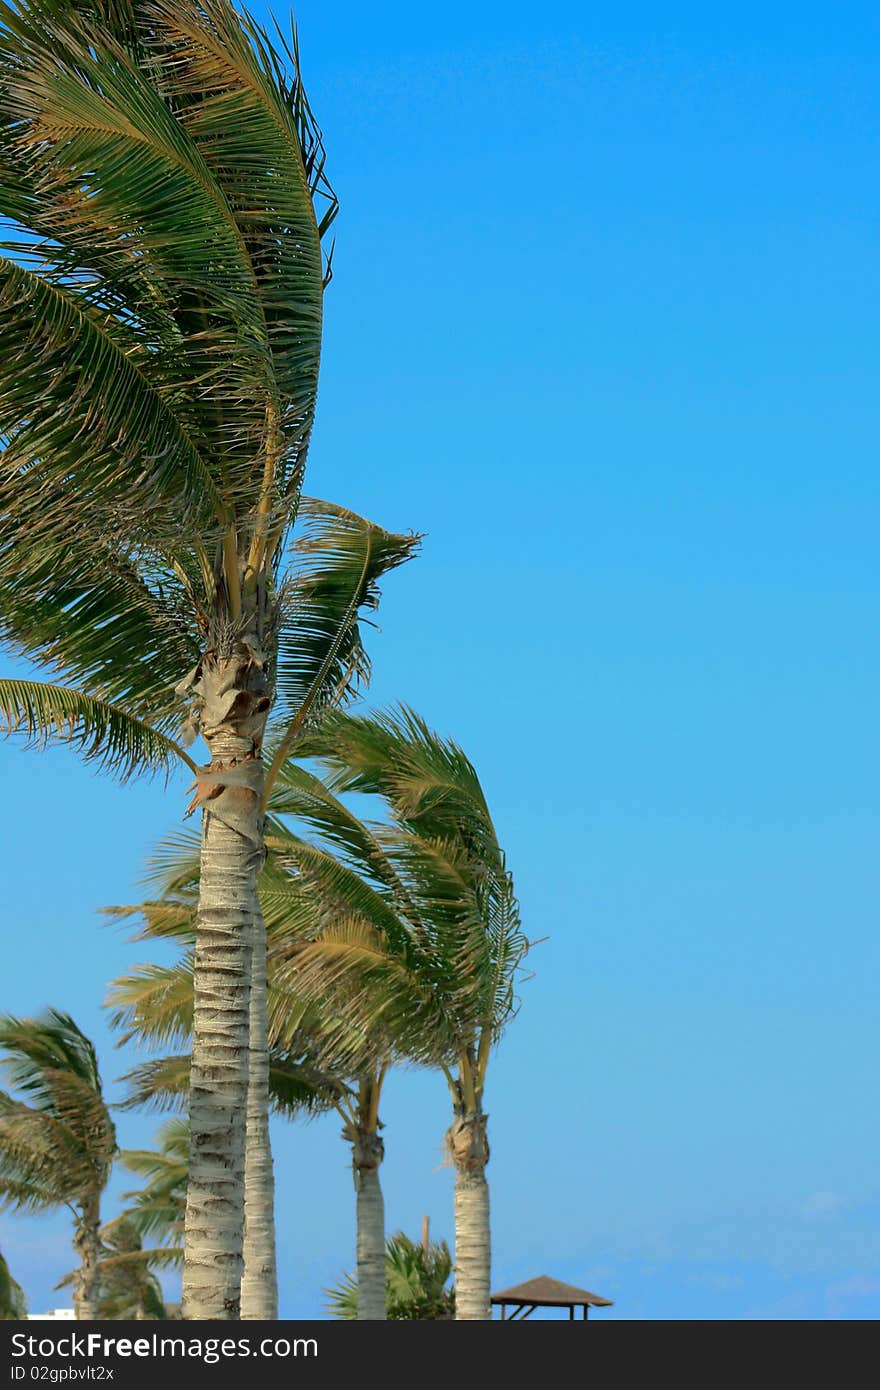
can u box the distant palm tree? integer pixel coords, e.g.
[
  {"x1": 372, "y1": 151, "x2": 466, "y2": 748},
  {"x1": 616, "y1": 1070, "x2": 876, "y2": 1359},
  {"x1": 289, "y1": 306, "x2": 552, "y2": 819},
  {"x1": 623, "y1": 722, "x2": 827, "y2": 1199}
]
[
  {"x1": 283, "y1": 708, "x2": 529, "y2": 1320},
  {"x1": 0, "y1": 0, "x2": 416, "y2": 1318},
  {"x1": 327, "y1": 1230, "x2": 455, "y2": 1320},
  {"x1": 0, "y1": 1012, "x2": 116, "y2": 1318},
  {"x1": 0, "y1": 1250, "x2": 26, "y2": 1320}
]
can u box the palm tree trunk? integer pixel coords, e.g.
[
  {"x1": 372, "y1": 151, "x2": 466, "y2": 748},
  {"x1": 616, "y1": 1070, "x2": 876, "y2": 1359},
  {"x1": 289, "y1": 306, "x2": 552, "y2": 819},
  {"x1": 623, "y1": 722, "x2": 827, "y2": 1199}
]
[
  {"x1": 240, "y1": 907, "x2": 278, "y2": 1319},
  {"x1": 181, "y1": 640, "x2": 269, "y2": 1320},
  {"x1": 351, "y1": 1128, "x2": 386, "y2": 1320},
  {"x1": 181, "y1": 806, "x2": 255, "y2": 1318},
  {"x1": 73, "y1": 1195, "x2": 101, "y2": 1321},
  {"x1": 448, "y1": 1110, "x2": 491, "y2": 1320},
  {"x1": 180, "y1": 636, "x2": 269, "y2": 1312}
]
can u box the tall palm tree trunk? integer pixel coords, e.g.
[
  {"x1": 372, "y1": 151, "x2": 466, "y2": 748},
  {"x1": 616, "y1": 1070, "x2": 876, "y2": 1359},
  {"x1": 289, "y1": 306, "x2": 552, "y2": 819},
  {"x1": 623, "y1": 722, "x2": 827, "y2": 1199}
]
[
  {"x1": 73, "y1": 1195, "x2": 101, "y2": 1321},
  {"x1": 182, "y1": 641, "x2": 269, "y2": 1320},
  {"x1": 351, "y1": 1127, "x2": 386, "y2": 1320},
  {"x1": 241, "y1": 907, "x2": 278, "y2": 1319},
  {"x1": 448, "y1": 1110, "x2": 491, "y2": 1320}
]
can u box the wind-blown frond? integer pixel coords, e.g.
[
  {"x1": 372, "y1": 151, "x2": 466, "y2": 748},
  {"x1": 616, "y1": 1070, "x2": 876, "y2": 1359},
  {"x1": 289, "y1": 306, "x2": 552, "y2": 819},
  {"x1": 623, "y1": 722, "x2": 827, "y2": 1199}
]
[
  {"x1": 106, "y1": 960, "x2": 195, "y2": 1048},
  {"x1": 299, "y1": 705, "x2": 500, "y2": 861},
  {"x1": 275, "y1": 917, "x2": 460, "y2": 1071},
  {"x1": 116, "y1": 1057, "x2": 190, "y2": 1114},
  {"x1": 0, "y1": 255, "x2": 222, "y2": 539},
  {"x1": 117, "y1": 1047, "x2": 340, "y2": 1121},
  {"x1": 264, "y1": 501, "x2": 420, "y2": 794},
  {"x1": 117, "y1": 1118, "x2": 188, "y2": 1252},
  {"x1": 0, "y1": 1010, "x2": 101, "y2": 1098},
  {"x1": 0, "y1": 678, "x2": 194, "y2": 779},
  {"x1": 266, "y1": 828, "x2": 407, "y2": 946},
  {"x1": 0, "y1": 0, "x2": 336, "y2": 600},
  {"x1": 101, "y1": 898, "x2": 196, "y2": 946},
  {"x1": 143, "y1": 0, "x2": 334, "y2": 503},
  {"x1": 266, "y1": 762, "x2": 420, "y2": 915},
  {"x1": 0, "y1": 535, "x2": 204, "y2": 731}
]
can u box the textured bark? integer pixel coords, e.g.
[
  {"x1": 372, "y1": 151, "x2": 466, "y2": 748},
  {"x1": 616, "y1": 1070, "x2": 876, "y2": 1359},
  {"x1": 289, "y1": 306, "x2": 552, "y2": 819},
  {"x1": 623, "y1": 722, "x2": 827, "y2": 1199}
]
[
  {"x1": 72, "y1": 1195, "x2": 101, "y2": 1321},
  {"x1": 181, "y1": 636, "x2": 270, "y2": 1321},
  {"x1": 449, "y1": 1111, "x2": 491, "y2": 1320},
  {"x1": 240, "y1": 907, "x2": 278, "y2": 1319},
  {"x1": 351, "y1": 1127, "x2": 386, "y2": 1320}
]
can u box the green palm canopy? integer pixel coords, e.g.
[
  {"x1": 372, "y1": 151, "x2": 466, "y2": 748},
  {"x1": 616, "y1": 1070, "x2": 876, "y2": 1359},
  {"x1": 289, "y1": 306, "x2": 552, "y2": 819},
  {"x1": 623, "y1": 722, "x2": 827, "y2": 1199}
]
[
  {"x1": 0, "y1": 0, "x2": 418, "y2": 1318},
  {"x1": 0, "y1": 0, "x2": 416, "y2": 781}
]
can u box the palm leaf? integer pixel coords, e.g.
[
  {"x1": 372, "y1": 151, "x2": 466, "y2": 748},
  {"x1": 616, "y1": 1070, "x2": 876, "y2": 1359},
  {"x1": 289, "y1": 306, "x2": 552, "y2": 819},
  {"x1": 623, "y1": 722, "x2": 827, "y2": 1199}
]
[
  {"x1": 106, "y1": 960, "x2": 195, "y2": 1048},
  {"x1": 0, "y1": 255, "x2": 222, "y2": 536},
  {"x1": 0, "y1": 678, "x2": 193, "y2": 779},
  {"x1": 264, "y1": 501, "x2": 419, "y2": 792}
]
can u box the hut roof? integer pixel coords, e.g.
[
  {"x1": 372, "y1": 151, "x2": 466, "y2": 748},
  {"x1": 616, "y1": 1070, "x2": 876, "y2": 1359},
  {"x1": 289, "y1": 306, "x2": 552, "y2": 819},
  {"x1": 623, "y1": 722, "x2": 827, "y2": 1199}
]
[{"x1": 490, "y1": 1275, "x2": 613, "y2": 1308}]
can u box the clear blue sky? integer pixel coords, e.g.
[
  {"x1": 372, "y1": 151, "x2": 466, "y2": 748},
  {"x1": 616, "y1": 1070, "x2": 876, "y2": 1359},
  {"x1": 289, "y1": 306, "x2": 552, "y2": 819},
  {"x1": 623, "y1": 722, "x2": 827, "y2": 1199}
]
[{"x1": 2, "y1": 0, "x2": 879, "y2": 1320}]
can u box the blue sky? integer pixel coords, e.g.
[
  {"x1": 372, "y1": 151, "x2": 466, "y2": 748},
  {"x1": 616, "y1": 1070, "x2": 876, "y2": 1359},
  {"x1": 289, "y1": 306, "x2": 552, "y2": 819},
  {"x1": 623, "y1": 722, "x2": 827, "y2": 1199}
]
[{"x1": 2, "y1": 0, "x2": 879, "y2": 1320}]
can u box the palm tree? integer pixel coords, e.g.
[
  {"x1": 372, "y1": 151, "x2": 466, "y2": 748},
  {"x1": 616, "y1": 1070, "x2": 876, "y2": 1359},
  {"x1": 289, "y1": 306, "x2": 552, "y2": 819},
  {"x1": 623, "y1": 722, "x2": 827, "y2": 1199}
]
[
  {"x1": 0, "y1": 1011, "x2": 116, "y2": 1319},
  {"x1": 0, "y1": 1250, "x2": 27, "y2": 1320},
  {"x1": 279, "y1": 707, "x2": 529, "y2": 1320},
  {"x1": 327, "y1": 1229, "x2": 455, "y2": 1320},
  {"x1": 0, "y1": 0, "x2": 416, "y2": 1318}
]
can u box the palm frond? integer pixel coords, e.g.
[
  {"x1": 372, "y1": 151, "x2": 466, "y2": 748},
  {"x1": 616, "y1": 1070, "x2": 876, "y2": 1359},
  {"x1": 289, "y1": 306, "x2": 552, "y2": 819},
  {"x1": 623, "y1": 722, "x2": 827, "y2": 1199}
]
[
  {"x1": 140, "y1": 829, "x2": 202, "y2": 898},
  {"x1": 275, "y1": 918, "x2": 459, "y2": 1071},
  {"x1": 116, "y1": 1056, "x2": 189, "y2": 1115},
  {"x1": 145, "y1": 0, "x2": 335, "y2": 506},
  {"x1": 0, "y1": 1010, "x2": 101, "y2": 1096},
  {"x1": 263, "y1": 501, "x2": 419, "y2": 792},
  {"x1": 0, "y1": 678, "x2": 194, "y2": 779},
  {"x1": 105, "y1": 960, "x2": 195, "y2": 1048},
  {"x1": 266, "y1": 830, "x2": 407, "y2": 947},
  {"x1": 101, "y1": 898, "x2": 196, "y2": 946},
  {"x1": 0, "y1": 255, "x2": 222, "y2": 536},
  {"x1": 266, "y1": 762, "x2": 420, "y2": 917},
  {"x1": 0, "y1": 534, "x2": 204, "y2": 730},
  {"x1": 280, "y1": 709, "x2": 529, "y2": 1068}
]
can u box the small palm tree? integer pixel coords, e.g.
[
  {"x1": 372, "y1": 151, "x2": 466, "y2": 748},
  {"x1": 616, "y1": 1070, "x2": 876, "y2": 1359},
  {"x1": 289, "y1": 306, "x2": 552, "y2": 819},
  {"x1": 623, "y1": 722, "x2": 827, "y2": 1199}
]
[
  {"x1": 327, "y1": 1229, "x2": 455, "y2": 1320},
  {"x1": 0, "y1": 0, "x2": 417, "y2": 1318},
  {"x1": 0, "y1": 1250, "x2": 27, "y2": 1320},
  {"x1": 0, "y1": 1012, "x2": 116, "y2": 1319}
]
